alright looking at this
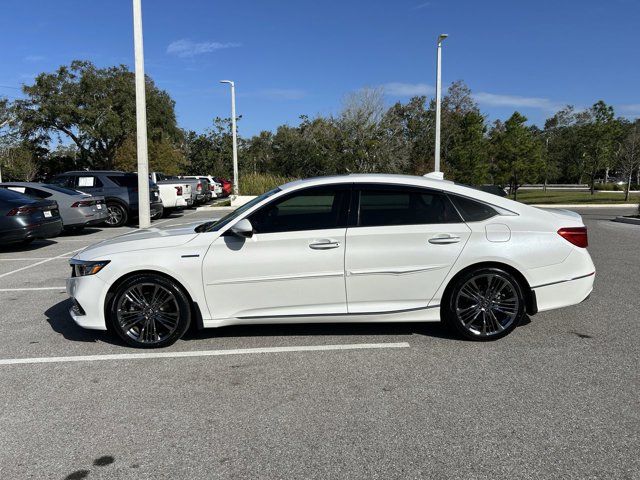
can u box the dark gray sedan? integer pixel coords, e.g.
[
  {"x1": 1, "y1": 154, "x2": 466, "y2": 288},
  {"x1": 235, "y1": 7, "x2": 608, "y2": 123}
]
[
  {"x1": 0, "y1": 188, "x2": 62, "y2": 245},
  {"x1": 0, "y1": 183, "x2": 108, "y2": 231}
]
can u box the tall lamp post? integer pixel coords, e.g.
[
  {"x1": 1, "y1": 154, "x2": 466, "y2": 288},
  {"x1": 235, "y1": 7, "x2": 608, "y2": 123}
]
[
  {"x1": 0, "y1": 120, "x2": 8, "y2": 183},
  {"x1": 434, "y1": 33, "x2": 448, "y2": 173},
  {"x1": 132, "y1": 0, "x2": 151, "y2": 228},
  {"x1": 220, "y1": 80, "x2": 239, "y2": 196}
]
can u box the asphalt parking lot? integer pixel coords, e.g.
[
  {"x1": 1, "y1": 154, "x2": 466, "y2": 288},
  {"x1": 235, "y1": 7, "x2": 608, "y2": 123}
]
[{"x1": 0, "y1": 206, "x2": 638, "y2": 479}]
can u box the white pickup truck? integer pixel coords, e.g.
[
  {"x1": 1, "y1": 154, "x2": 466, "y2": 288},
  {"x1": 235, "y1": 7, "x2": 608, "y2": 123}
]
[{"x1": 149, "y1": 172, "x2": 193, "y2": 216}]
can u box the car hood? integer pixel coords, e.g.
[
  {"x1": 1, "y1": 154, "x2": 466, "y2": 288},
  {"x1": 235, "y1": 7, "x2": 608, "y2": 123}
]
[{"x1": 76, "y1": 223, "x2": 202, "y2": 259}]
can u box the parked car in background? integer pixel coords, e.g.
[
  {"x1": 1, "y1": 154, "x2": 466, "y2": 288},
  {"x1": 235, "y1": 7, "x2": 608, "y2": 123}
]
[
  {"x1": 148, "y1": 172, "x2": 194, "y2": 213},
  {"x1": 66, "y1": 173, "x2": 594, "y2": 348},
  {"x1": 51, "y1": 171, "x2": 163, "y2": 227},
  {"x1": 473, "y1": 185, "x2": 508, "y2": 197},
  {"x1": 214, "y1": 177, "x2": 232, "y2": 197},
  {"x1": 179, "y1": 176, "x2": 210, "y2": 204},
  {"x1": 0, "y1": 188, "x2": 63, "y2": 245},
  {"x1": 0, "y1": 182, "x2": 108, "y2": 231}
]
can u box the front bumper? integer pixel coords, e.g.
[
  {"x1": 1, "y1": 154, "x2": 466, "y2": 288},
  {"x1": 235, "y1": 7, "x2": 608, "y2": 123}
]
[{"x1": 66, "y1": 275, "x2": 108, "y2": 330}]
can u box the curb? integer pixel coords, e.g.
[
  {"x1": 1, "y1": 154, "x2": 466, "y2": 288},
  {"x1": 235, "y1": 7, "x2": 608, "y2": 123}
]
[
  {"x1": 613, "y1": 216, "x2": 640, "y2": 225},
  {"x1": 195, "y1": 205, "x2": 235, "y2": 212},
  {"x1": 531, "y1": 204, "x2": 638, "y2": 209}
]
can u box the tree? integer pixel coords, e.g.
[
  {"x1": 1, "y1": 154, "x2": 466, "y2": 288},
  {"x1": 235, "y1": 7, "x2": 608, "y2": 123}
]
[
  {"x1": 580, "y1": 101, "x2": 618, "y2": 194},
  {"x1": 491, "y1": 112, "x2": 544, "y2": 200},
  {"x1": 617, "y1": 122, "x2": 640, "y2": 201},
  {"x1": 184, "y1": 117, "x2": 236, "y2": 177},
  {"x1": 0, "y1": 145, "x2": 39, "y2": 181},
  {"x1": 446, "y1": 111, "x2": 489, "y2": 184},
  {"x1": 13, "y1": 60, "x2": 182, "y2": 169}
]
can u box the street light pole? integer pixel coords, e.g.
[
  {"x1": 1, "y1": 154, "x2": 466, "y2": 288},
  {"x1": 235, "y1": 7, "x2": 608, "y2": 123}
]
[
  {"x1": 0, "y1": 120, "x2": 9, "y2": 183},
  {"x1": 220, "y1": 80, "x2": 239, "y2": 196},
  {"x1": 434, "y1": 33, "x2": 448, "y2": 173},
  {"x1": 132, "y1": 0, "x2": 151, "y2": 228}
]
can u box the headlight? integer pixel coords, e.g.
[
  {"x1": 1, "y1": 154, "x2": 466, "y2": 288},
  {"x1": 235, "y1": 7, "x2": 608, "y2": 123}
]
[{"x1": 70, "y1": 259, "x2": 110, "y2": 277}]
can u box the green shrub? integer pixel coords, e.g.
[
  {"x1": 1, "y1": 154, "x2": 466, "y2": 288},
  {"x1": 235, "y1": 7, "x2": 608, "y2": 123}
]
[{"x1": 239, "y1": 172, "x2": 297, "y2": 196}]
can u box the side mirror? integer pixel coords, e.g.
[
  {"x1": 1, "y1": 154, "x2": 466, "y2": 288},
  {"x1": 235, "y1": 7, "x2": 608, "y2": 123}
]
[{"x1": 230, "y1": 218, "x2": 254, "y2": 238}]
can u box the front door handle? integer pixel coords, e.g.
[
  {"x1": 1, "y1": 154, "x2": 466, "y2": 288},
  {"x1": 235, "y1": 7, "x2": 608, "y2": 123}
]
[
  {"x1": 429, "y1": 234, "x2": 461, "y2": 245},
  {"x1": 309, "y1": 240, "x2": 341, "y2": 250}
]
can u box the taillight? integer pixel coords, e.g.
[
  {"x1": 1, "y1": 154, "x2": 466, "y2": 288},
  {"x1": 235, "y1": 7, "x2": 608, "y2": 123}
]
[
  {"x1": 7, "y1": 206, "x2": 38, "y2": 216},
  {"x1": 175, "y1": 186, "x2": 183, "y2": 196},
  {"x1": 197, "y1": 183, "x2": 202, "y2": 191},
  {"x1": 71, "y1": 200, "x2": 95, "y2": 208},
  {"x1": 558, "y1": 227, "x2": 588, "y2": 248}
]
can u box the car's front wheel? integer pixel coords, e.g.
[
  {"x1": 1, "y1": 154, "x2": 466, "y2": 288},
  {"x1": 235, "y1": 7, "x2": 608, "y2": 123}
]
[
  {"x1": 443, "y1": 267, "x2": 525, "y2": 341},
  {"x1": 108, "y1": 273, "x2": 191, "y2": 348}
]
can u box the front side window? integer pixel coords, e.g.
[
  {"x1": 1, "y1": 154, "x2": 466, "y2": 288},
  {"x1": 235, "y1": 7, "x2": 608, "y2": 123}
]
[
  {"x1": 357, "y1": 187, "x2": 461, "y2": 227},
  {"x1": 249, "y1": 186, "x2": 349, "y2": 234}
]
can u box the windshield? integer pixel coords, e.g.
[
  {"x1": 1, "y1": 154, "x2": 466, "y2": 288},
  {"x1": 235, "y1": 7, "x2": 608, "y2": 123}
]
[{"x1": 195, "y1": 188, "x2": 281, "y2": 233}]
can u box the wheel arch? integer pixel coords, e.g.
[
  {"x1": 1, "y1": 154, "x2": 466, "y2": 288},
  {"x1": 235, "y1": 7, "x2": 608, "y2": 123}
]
[
  {"x1": 104, "y1": 269, "x2": 204, "y2": 330},
  {"x1": 441, "y1": 261, "x2": 537, "y2": 316}
]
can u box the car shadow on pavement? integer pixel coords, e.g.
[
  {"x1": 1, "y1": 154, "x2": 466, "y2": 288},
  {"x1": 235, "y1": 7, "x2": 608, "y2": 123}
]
[
  {"x1": 0, "y1": 239, "x2": 57, "y2": 252},
  {"x1": 44, "y1": 298, "x2": 124, "y2": 346},
  {"x1": 185, "y1": 321, "x2": 463, "y2": 342},
  {"x1": 44, "y1": 298, "x2": 533, "y2": 347}
]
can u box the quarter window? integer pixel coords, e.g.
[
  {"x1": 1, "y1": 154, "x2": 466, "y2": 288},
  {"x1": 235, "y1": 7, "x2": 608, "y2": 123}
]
[
  {"x1": 249, "y1": 187, "x2": 348, "y2": 234},
  {"x1": 357, "y1": 187, "x2": 461, "y2": 227},
  {"x1": 448, "y1": 195, "x2": 498, "y2": 222}
]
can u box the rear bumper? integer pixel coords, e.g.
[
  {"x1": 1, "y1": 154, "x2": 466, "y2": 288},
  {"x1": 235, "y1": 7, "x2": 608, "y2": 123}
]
[
  {"x1": 150, "y1": 201, "x2": 164, "y2": 217},
  {"x1": 532, "y1": 272, "x2": 595, "y2": 313},
  {"x1": 0, "y1": 219, "x2": 63, "y2": 244}
]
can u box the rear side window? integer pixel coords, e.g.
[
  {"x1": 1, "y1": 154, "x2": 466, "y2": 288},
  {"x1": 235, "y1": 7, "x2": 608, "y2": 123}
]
[
  {"x1": 0, "y1": 188, "x2": 31, "y2": 202},
  {"x1": 357, "y1": 187, "x2": 461, "y2": 227},
  {"x1": 449, "y1": 195, "x2": 499, "y2": 222},
  {"x1": 108, "y1": 175, "x2": 138, "y2": 188},
  {"x1": 249, "y1": 186, "x2": 349, "y2": 234},
  {"x1": 25, "y1": 187, "x2": 52, "y2": 199}
]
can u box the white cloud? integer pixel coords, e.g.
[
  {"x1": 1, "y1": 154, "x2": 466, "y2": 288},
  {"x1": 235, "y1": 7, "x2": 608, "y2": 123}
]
[
  {"x1": 472, "y1": 92, "x2": 562, "y2": 111},
  {"x1": 618, "y1": 104, "x2": 640, "y2": 115},
  {"x1": 413, "y1": 1, "x2": 432, "y2": 9},
  {"x1": 24, "y1": 55, "x2": 45, "y2": 62},
  {"x1": 382, "y1": 82, "x2": 435, "y2": 96},
  {"x1": 166, "y1": 39, "x2": 241, "y2": 58}
]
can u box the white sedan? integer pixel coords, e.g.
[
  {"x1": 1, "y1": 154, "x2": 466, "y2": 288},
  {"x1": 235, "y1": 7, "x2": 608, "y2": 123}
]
[{"x1": 66, "y1": 174, "x2": 595, "y2": 348}]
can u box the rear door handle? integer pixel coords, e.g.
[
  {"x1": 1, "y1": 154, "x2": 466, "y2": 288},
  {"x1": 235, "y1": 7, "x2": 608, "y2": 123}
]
[
  {"x1": 309, "y1": 240, "x2": 341, "y2": 250},
  {"x1": 429, "y1": 234, "x2": 461, "y2": 245}
]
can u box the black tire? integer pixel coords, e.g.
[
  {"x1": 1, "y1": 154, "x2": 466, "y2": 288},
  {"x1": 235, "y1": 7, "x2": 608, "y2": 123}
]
[
  {"x1": 151, "y1": 206, "x2": 164, "y2": 220},
  {"x1": 105, "y1": 202, "x2": 128, "y2": 227},
  {"x1": 108, "y1": 273, "x2": 191, "y2": 348},
  {"x1": 443, "y1": 267, "x2": 526, "y2": 341}
]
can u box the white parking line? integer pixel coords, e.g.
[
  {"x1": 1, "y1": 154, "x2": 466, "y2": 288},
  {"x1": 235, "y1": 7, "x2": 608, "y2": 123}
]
[
  {"x1": 0, "y1": 342, "x2": 410, "y2": 366},
  {"x1": 0, "y1": 257, "x2": 73, "y2": 261},
  {"x1": 0, "y1": 247, "x2": 84, "y2": 279},
  {"x1": 0, "y1": 287, "x2": 65, "y2": 292}
]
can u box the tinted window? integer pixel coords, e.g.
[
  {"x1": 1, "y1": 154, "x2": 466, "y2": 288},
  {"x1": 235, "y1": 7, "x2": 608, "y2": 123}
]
[
  {"x1": 25, "y1": 187, "x2": 52, "y2": 199},
  {"x1": 358, "y1": 187, "x2": 461, "y2": 227},
  {"x1": 249, "y1": 187, "x2": 348, "y2": 234},
  {"x1": 51, "y1": 176, "x2": 75, "y2": 188},
  {"x1": 0, "y1": 188, "x2": 32, "y2": 202},
  {"x1": 108, "y1": 175, "x2": 138, "y2": 188},
  {"x1": 449, "y1": 195, "x2": 499, "y2": 222},
  {"x1": 43, "y1": 184, "x2": 84, "y2": 195}
]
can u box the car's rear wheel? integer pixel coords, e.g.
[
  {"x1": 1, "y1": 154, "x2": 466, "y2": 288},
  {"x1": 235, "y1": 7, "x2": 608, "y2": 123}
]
[
  {"x1": 444, "y1": 267, "x2": 525, "y2": 341},
  {"x1": 108, "y1": 273, "x2": 191, "y2": 348},
  {"x1": 105, "y1": 202, "x2": 128, "y2": 227}
]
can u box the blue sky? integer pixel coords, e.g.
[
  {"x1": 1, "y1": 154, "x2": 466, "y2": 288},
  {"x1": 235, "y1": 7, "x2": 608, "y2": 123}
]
[{"x1": 1, "y1": 0, "x2": 638, "y2": 136}]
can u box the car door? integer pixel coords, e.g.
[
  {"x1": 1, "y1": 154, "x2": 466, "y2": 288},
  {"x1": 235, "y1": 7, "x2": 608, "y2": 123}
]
[
  {"x1": 345, "y1": 184, "x2": 472, "y2": 313},
  {"x1": 202, "y1": 185, "x2": 350, "y2": 320}
]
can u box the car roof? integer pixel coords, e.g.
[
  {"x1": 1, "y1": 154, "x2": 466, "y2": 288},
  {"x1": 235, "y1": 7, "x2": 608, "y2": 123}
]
[
  {"x1": 280, "y1": 173, "x2": 526, "y2": 214},
  {"x1": 58, "y1": 170, "x2": 128, "y2": 175}
]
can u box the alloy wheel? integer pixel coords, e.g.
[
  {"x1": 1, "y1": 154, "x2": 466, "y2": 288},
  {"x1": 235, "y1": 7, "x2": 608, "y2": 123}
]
[
  {"x1": 106, "y1": 205, "x2": 123, "y2": 226},
  {"x1": 454, "y1": 273, "x2": 520, "y2": 337},
  {"x1": 116, "y1": 283, "x2": 181, "y2": 345}
]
